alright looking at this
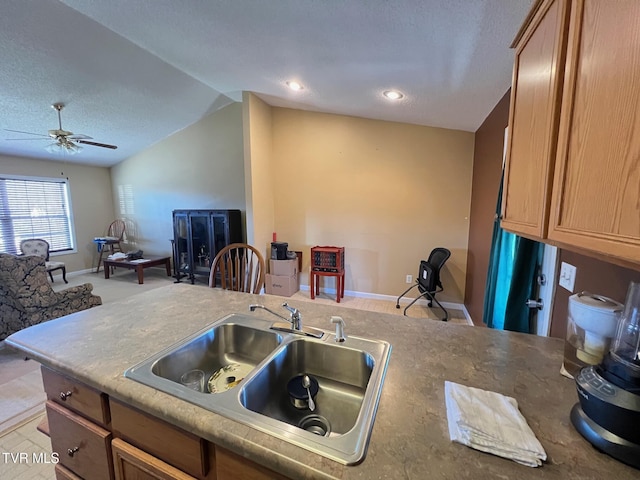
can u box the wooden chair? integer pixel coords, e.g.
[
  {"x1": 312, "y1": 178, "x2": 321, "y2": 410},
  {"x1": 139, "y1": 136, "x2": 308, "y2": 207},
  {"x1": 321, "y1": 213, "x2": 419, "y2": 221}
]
[
  {"x1": 96, "y1": 219, "x2": 126, "y2": 273},
  {"x1": 208, "y1": 243, "x2": 265, "y2": 294},
  {"x1": 20, "y1": 238, "x2": 68, "y2": 283}
]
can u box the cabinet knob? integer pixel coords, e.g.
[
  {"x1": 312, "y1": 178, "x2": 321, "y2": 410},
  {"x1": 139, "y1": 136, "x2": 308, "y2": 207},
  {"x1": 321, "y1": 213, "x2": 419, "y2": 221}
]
[
  {"x1": 59, "y1": 391, "x2": 72, "y2": 401},
  {"x1": 67, "y1": 446, "x2": 79, "y2": 457}
]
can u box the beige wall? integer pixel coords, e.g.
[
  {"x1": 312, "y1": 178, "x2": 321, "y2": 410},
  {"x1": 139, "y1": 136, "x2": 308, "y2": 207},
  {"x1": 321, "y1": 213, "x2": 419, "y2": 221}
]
[
  {"x1": 269, "y1": 108, "x2": 474, "y2": 302},
  {"x1": 242, "y1": 92, "x2": 276, "y2": 259},
  {"x1": 0, "y1": 154, "x2": 114, "y2": 272},
  {"x1": 110, "y1": 102, "x2": 246, "y2": 257}
]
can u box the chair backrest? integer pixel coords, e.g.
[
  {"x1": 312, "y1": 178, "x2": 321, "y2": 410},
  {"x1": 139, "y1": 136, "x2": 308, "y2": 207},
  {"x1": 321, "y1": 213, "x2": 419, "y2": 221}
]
[
  {"x1": 108, "y1": 220, "x2": 126, "y2": 241},
  {"x1": 209, "y1": 243, "x2": 265, "y2": 294},
  {"x1": 20, "y1": 239, "x2": 51, "y2": 261},
  {"x1": 418, "y1": 248, "x2": 451, "y2": 292},
  {"x1": 427, "y1": 248, "x2": 451, "y2": 271}
]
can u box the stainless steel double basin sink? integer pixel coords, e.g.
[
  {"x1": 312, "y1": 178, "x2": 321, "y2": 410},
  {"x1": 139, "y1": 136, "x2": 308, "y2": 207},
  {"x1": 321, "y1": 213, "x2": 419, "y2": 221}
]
[{"x1": 124, "y1": 313, "x2": 392, "y2": 465}]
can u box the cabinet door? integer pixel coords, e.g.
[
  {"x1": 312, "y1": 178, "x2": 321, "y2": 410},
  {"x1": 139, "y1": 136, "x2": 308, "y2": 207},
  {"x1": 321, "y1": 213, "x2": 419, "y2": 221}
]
[
  {"x1": 174, "y1": 213, "x2": 190, "y2": 277},
  {"x1": 549, "y1": 0, "x2": 640, "y2": 262},
  {"x1": 189, "y1": 212, "x2": 213, "y2": 277},
  {"x1": 112, "y1": 439, "x2": 197, "y2": 480},
  {"x1": 211, "y1": 213, "x2": 229, "y2": 257},
  {"x1": 501, "y1": 0, "x2": 571, "y2": 238}
]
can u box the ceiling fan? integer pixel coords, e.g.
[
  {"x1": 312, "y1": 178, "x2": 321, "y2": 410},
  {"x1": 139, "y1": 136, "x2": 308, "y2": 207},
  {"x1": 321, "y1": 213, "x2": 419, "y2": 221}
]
[{"x1": 5, "y1": 103, "x2": 118, "y2": 154}]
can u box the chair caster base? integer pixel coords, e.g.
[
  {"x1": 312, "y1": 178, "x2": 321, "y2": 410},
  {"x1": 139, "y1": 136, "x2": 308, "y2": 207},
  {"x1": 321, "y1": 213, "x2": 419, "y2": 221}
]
[{"x1": 395, "y1": 304, "x2": 400, "y2": 309}]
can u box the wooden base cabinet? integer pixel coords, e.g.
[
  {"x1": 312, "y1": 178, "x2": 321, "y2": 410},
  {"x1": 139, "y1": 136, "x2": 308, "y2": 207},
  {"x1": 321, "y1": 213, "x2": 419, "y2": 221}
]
[
  {"x1": 504, "y1": 0, "x2": 640, "y2": 266},
  {"x1": 110, "y1": 400, "x2": 289, "y2": 480},
  {"x1": 40, "y1": 367, "x2": 293, "y2": 480}
]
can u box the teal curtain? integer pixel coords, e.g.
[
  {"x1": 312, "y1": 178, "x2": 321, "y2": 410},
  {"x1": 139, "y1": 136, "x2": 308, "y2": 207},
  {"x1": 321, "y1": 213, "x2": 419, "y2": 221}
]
[{"x1": 483, "y1": 172, "x2": 543, "y2": 333}]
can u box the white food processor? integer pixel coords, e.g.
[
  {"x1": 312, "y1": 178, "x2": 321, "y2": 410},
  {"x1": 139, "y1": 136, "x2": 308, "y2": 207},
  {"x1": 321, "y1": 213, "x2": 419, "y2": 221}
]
[{"x1": 563, "y1": 292, "x2": 623, "y2": 376}]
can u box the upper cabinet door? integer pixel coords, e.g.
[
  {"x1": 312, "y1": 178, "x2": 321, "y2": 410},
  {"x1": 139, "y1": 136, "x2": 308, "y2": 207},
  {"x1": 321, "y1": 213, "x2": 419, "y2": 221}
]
[
  {"x1": 548, "y1": 0, "x2": 640, "y2": 262},
  {"x1": 501, "y1": 0, "x2": 571, "y2": 238}
]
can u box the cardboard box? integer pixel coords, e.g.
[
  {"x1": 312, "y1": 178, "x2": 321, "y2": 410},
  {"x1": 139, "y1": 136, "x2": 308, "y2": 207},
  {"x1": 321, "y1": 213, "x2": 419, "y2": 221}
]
[
  {"x1": 269, "y1": 259, "x2": 298, "y2": 277},
  {"x1": 265, "y1": 273, "x2": 299, "y2": 297}
]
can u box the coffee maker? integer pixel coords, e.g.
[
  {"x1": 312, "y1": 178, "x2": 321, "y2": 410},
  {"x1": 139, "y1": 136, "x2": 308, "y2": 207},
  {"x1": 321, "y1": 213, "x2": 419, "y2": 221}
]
[{"x1": 571, "y1": 281, "x2": 640, "y2": 469}]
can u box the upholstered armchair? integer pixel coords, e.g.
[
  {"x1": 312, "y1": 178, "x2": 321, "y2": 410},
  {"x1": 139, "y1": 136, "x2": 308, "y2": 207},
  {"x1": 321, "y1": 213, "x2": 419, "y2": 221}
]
[
  {"x1": 20, "y1": 238, "x2": 68, "y2": 283},
  {"x1": 0, "y1": 253, "x2": 102, "y2": 340}
]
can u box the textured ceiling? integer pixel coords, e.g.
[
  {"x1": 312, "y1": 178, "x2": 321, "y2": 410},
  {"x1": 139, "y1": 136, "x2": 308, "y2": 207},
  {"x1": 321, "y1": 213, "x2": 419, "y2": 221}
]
[{"x1": 0, "y1": 0, "x2": 533, "y2": 167}]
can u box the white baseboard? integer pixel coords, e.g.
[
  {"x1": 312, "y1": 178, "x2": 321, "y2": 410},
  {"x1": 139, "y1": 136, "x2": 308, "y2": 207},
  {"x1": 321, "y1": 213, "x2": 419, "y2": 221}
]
[
  {"x1": 63, "y1": 269, "x2": 476, "y2": 326},
  {"x1": 299, "y1": 285, "x2": 474, "y2": 325}
]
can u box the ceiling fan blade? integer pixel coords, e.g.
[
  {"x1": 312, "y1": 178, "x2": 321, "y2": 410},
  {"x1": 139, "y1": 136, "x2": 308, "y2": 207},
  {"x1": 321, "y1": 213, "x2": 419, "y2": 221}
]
[
  {"x1": 68, "y1": 134, "x2": 93, "y2": 140},
  {"x1": 4, "y1": 128, "x2": 49, "y2": 137},
  {"x1": 5, "y1": 137, "x2": 50, "y2": 141},
  {"x1": 76, "y1": 139, "x2": 118, "y2": 150}
]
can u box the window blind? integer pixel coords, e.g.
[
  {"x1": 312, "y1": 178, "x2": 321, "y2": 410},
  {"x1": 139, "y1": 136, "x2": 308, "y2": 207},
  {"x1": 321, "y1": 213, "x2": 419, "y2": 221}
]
[{"x1": 0, "y1": 176, "x2": 74, "y2": 255}]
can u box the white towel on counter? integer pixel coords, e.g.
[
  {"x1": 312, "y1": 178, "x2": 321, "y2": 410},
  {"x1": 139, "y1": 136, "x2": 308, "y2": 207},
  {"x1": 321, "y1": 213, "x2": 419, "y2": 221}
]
[{"x1": 444, "y1": 381, "x2": 547, "y2": 467}]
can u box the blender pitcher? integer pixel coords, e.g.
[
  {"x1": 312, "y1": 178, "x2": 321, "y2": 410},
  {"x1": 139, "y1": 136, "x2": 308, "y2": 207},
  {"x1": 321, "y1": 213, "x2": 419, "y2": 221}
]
[
  {"x1": 570, "y1": 281, "x2": 640, "y2": 469},
  {"x1": 608, "y1": 281, "x2": 640, "y2": 387}
]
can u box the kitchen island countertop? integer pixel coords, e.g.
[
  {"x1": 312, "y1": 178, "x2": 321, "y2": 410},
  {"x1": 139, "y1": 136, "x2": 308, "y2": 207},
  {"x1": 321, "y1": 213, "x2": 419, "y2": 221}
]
[{"x1": 5, "y1": 284, "x2": 638, "y2": 479}]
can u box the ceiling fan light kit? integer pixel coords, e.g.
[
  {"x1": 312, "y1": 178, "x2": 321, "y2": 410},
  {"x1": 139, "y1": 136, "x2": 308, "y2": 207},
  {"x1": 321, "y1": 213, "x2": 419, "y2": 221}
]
[
  {"x1": 46, "y1": 139, "x2": 81, "y2": 155},
  {"x1": 4, "y1": 103, "x2": 118, "y2": 155}
]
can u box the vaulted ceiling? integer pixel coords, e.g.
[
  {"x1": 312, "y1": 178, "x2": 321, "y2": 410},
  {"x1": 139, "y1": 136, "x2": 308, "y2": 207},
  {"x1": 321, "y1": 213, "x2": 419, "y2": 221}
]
[{"x1": 0, "y1": 0, "x2": 533, "y2": 167}]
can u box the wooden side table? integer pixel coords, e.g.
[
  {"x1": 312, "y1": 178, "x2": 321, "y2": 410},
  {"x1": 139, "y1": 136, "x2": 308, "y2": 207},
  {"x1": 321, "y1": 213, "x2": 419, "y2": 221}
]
[{"x1": 310, "y1": 269, "x2": 345, "y2": 303}]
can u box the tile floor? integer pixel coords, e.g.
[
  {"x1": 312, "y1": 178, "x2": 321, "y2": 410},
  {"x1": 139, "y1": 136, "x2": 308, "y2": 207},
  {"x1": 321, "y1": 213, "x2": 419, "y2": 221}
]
[{"x1": 0, "y1": 413, "x2": 55, "y2": 479}]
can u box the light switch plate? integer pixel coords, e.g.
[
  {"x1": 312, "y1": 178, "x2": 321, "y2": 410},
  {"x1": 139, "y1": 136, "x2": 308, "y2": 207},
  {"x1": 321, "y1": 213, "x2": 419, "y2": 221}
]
[{"x1": 559, "y1": 262, "x2": 576, "y2": 292}]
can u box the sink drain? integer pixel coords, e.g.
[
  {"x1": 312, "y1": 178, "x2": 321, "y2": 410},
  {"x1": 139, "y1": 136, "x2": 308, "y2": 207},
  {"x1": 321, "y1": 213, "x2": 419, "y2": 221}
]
[{"x1": 298, "y1": 414, "x2": 331, "y2": 436}]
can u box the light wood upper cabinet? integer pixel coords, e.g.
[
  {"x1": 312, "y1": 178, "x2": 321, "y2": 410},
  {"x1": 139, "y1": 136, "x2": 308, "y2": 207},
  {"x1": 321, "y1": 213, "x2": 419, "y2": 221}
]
[
  {"x1": 548, "y1": 0, "x2": 640, "y2": 262},
  {"x1": 502, "y1": 0, "x2": 571, "y2": 237},
  {"x1": 503, "y1": 0, "x2": 640, "y2": 266}
]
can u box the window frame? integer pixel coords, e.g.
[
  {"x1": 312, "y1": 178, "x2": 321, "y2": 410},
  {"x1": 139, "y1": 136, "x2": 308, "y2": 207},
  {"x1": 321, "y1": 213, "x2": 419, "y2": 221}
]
[{"x1": 0, "y1": 174, "x2": 78, "y2": 257}]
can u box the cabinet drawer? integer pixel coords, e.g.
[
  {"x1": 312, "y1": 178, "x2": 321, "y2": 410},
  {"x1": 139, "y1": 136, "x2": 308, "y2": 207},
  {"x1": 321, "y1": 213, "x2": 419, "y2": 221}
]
[
  {"x1": 55, "y1": 463, "x2": 83, "y2": 480},
  {"x1": 42, "y1": 366, "x2": 110, "y2": 426},
  {"x1": 110, "y1": 400, "x2": 207, "y2": 478},
  {"x1": 47, "y1": 400, "x2": 113, "y2": 480},
  {"x1": 112, "y1": 438, "x2": 197, "y2": 480}
]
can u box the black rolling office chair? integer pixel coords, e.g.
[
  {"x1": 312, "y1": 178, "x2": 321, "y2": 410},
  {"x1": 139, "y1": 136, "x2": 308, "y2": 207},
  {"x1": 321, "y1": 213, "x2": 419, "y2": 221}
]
[{"x1": 396, "y1": 248, "x2": 451, "y2": 321}]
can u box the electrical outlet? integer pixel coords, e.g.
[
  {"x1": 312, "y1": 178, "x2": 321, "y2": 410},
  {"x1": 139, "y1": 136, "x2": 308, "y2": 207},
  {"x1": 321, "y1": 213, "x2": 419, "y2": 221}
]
[
  {"x1": 405, "y1": 274, "x2": 413, "y2": 284},
  {"x1": 559, "y1": 262, "x2": 576, "y2": 292}
]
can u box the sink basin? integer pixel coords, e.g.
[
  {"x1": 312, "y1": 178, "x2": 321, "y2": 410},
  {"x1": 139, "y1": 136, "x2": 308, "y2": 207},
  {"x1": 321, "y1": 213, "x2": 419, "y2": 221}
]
[
  {"x1": 150, "y1": 322, "x2": 282, "y2": 392},
  {"x1": 124, "y1": 313, "x2": 391, "y2": 465},
  {"x1": 240, "y1": 338, "x2": 373, "y2": 435}
]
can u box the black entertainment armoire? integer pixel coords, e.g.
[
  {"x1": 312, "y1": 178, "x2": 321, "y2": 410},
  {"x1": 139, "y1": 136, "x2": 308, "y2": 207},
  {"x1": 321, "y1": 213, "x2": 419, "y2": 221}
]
[{"x1": 171, "y1": 209, "x2": 243, "y2": 284}]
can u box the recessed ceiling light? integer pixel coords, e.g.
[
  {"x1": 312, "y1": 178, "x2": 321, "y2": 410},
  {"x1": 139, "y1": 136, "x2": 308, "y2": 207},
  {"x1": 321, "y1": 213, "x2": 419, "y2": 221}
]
[
  {"x1": 286, "y1": 81, "x2": 303, "y2": 91},
  {"x1": 383, "y1": 90, "x2": 404, "y2": 100}
]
